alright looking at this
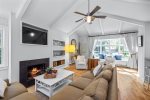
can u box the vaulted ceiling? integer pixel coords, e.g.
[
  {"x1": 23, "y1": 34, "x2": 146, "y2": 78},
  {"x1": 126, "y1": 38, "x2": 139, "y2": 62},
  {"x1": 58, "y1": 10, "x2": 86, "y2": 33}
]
[{"x1": 0, "y1": 0, "x2": 150, "y2": 36}]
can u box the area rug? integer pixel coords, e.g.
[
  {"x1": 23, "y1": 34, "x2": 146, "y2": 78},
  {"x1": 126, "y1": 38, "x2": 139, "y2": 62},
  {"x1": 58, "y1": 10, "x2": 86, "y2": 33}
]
[
  {"x1": 28, "y1": 65, "x2": 88, "y2": 100},
  {"x1": 65, "y1": 64, "x2": 88, "y2": 79}
]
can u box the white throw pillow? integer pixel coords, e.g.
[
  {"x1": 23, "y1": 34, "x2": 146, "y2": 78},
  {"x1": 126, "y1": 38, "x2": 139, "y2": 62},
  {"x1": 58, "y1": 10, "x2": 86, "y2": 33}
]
[
  {"x1": 93, "y1": 64, "x2": 102, "y2": 76},
  {"x1": 0, "y1": 79, "x2": 7, "y2": 98}
]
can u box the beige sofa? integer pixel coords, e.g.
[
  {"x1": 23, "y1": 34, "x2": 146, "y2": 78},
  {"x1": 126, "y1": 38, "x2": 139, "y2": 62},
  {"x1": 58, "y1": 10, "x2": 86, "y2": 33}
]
[
  {"x1": 51, "y1": 65, "x2": 118, "y2": 100},
  {"x1": 0, "y1": 80, "x2": 37, "y2": 100}
]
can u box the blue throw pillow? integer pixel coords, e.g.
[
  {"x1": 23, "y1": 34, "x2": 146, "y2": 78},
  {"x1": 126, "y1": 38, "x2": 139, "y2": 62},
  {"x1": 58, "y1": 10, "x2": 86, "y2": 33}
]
[
  {"x1": 115, "y1": 55, "x2": 122, "y2": 60},
  {"x1": 99, "y1": 54, "x2": 105, "y2": 59}
]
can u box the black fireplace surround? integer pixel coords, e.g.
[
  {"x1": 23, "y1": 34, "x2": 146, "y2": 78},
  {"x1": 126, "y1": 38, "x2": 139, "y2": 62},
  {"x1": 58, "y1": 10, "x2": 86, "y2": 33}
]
[{"x1": 20, "y1": 58, "x2": 49, "y2": 87}]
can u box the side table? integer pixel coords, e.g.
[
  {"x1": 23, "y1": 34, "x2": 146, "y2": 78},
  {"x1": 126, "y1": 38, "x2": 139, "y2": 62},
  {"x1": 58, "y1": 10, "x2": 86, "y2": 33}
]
[{"x1": 88, "y1": 58, "x2": 99, "y2": 70}]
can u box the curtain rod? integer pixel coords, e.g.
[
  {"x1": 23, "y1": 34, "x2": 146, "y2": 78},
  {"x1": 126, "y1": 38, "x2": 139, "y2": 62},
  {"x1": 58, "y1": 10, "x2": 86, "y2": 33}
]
[{"x1": 88, "y1": 31, "x2": 138, "y2": 37}]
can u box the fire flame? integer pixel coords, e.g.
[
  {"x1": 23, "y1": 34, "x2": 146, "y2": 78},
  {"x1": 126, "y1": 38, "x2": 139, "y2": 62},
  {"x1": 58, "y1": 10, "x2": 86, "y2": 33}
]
[{"x1": 31, "y1": 67, "x2": 41, "y2": 77}]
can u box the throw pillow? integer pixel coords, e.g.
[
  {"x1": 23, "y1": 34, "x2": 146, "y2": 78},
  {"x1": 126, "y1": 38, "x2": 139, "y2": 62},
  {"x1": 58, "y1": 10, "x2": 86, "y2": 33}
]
[
  {"x1": 0, "y1": 79, "x2": 7, "y2": 98},
  {"x1": 102, "y1": 64, "x2": 113, "y2": 71},
  {"x1": 92, "y1": 64, "x2": 102, "y2": 76},
  {"x1": 94, "y1": 70, "x2": 112, "y2": 81}
]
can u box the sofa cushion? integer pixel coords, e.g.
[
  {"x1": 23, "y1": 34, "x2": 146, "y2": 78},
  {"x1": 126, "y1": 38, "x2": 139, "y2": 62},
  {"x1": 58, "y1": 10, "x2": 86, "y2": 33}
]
[
  {"x1": 94, "y1": 70, "x2": 112, "y2": 81},
  {"x1": 9, "y1": 92, "x2": 37, "y2": 100},
  {"x1": 81, "y1": 71, "x2": 95, "y2": 79},
  {"x1": 84, "y1": 78, "x2": 108, "y2": 100},
  {"x1": 51, "y1": 85, "x2": 83, "y2": 100},
  {"x1": 69, "y1": 77, "x2": 92, "y2": 90},
  {"x1": 93, "y1": 78, "x2": 108, "y2": 100},
  {"x1": 4, "y1": 82, "x2": 27, "y2": 99},
  {"x1": 84, "y1": 79, "x2": 99, "y2": 96},
  {"x1": 78, "y1": 95, "x2": 94, "y2": 100},
  {"x1": 102, "y1": 64, "x2": 113, "y2": 71}
]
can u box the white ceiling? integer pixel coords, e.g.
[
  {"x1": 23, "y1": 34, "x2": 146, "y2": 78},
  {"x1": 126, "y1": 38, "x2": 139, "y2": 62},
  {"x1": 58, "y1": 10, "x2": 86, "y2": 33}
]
[
  {"x1": 0, "y1": 0, "x2": 26, "y2": 17},
  {"x1": 0, "y1": 0, "x2": 150, "y2": 36},
  {"x1": 22, "y1": 0, "x2": 77, "y2": 27}
]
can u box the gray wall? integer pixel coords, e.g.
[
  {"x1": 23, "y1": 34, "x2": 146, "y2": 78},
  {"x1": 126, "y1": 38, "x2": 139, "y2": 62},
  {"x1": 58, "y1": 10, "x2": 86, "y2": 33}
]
[{"x1": 79, "y1": 35, "x2": 89, "y2": 58}]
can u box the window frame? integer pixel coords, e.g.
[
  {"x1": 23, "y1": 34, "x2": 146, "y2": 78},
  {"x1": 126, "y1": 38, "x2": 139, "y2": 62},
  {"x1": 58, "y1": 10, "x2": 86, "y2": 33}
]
[
  {"x1": 0, "y1": 25, "x2": 8, "y2": 68},
  {"x1": 93, "y1": 38, "x2": 130, "y2": 60}
]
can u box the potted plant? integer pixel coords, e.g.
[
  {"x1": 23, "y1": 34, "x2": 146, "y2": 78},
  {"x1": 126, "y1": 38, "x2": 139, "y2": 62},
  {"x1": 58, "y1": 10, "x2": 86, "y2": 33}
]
[
  {"x1": 44, "y1": 66, "x2": 57, "y2": 79},
  {"x1": 45, "y1": 66, "x2": 53, "y2": 74}
]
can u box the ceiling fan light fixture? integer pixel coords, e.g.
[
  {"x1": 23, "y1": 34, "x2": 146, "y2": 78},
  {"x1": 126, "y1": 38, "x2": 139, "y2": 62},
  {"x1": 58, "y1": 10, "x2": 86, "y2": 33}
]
[{"x1": 87, "y1": 16, "x2": 92, "y2": 23}]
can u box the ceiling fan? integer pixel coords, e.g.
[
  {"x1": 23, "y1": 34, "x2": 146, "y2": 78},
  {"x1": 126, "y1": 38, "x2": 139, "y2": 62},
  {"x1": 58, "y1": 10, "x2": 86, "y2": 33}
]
[{"x1": 74, "y1": 0, "x2": 106, "y2": 24}]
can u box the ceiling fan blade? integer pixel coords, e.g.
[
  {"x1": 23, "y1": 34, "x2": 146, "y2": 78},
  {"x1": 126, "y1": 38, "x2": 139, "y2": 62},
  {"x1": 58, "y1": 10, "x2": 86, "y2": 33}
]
[
  {"x1": 75, "y1": 18, "x2": 84, "y2": 22},
  {"x1": 93, "y1": 16, "x2": 107, "y2": 19},
  {"x1": 74, "y1": 12, "x2": 87, "y2": 16},
  {"x1": 90, "y1": 6, "x2": 101, "y2": 16}
]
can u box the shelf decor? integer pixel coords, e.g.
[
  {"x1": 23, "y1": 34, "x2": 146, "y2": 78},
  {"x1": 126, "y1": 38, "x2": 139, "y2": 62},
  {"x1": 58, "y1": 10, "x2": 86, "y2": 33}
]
[{"x1": 53, "y1": 40, "x2": 65, "y2": 46}]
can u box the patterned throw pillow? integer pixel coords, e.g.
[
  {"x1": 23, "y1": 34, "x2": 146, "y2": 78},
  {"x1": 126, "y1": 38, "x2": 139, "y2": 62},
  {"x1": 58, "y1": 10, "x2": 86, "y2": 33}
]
[
  {"x1": 0, "y1": 79, "x2": 7, "y2": 98},
  {"x1": 93, "y1": 64, "x2": 103, "y2": 76}
]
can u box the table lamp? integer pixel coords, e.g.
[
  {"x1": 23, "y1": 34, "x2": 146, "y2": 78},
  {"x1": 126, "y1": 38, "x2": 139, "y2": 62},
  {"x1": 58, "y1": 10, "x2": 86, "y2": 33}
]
[{"x1": 64, "y1": 45, "x2": 75, "y2": 53}]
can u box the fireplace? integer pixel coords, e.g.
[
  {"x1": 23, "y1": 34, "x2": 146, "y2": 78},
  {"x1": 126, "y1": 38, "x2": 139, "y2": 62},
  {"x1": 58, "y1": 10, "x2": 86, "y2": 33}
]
[{"x1": 20, "y1": 58, "x2": 49, "y2": 87}]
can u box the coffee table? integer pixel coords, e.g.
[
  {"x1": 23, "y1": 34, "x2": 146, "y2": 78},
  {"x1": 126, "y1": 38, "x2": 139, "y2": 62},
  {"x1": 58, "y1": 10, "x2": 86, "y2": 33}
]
[{"x1": 34, "y1": 69, "x2": 74, "y2": 98}]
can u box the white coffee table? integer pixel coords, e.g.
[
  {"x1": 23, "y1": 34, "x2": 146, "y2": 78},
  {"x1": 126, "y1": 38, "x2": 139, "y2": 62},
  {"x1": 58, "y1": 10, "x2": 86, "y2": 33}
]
[{"x1": 34, "y1": 69, "x2": 74, "y2": 98}]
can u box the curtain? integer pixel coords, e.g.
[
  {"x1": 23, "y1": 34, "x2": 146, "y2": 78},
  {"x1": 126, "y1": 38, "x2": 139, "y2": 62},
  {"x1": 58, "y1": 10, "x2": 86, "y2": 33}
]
[
  {"x1": 88, "y1": 37, "x2": 96, "y2": 58},
  {"x1": 88, "y1": 35, "x2": 124, "y2": 58},
  {"x1": 124, "y1": 33, "x2": 138, "y2": 69}
]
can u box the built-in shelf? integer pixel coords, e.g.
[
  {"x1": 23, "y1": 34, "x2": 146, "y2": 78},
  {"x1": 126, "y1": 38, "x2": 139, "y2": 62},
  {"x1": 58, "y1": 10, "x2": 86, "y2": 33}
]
[
  {"x1": 53, "y1": 50, "x2": 65, "y2": 57},
  {"x1": 53, "y1": 59, "x2": 65, "y2": 67},
  {"x1": 53, "y1": 40, "x2": 65, "y2": 46}
]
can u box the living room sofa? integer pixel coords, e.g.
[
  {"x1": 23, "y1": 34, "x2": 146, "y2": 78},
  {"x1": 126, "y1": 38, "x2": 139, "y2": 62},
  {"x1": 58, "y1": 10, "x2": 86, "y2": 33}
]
[
  {"x1": 1, "y1": 80, "x2": 37, "y2": 100},
  {"x1": 51, "y1": 64, "x2": 118, "y2": 100}
]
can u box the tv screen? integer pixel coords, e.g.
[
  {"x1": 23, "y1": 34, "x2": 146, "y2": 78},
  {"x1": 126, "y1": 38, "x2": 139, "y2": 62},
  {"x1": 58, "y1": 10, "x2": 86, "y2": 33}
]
[{"x1": 22, "y1": 23, "x2": 48, "y2": 45}]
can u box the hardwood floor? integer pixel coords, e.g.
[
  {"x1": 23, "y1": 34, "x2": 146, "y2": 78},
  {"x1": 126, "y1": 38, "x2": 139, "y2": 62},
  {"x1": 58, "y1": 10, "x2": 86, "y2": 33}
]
[
  {"x1": 117, "y1": 67, "x2": 150, "y2": 100},
  {"x1": 66, "y1": 65, "x2": 150, "y2": 100}
]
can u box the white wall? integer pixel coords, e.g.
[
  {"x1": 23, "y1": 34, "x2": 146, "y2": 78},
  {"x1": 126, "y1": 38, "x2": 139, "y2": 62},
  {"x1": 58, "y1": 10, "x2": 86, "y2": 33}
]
[
  {"x1": 0, "y1": 68, "x2": 8, "y2": 79},
  {"x1": 138, "y1": 26, "x2": 145, "y2": 82},
  {"x1": 145, "y1": 23, "x2": 150, "y2": 59},
  {"x1": 9, "y1": 13, "x2": 69, "y2": 82}
]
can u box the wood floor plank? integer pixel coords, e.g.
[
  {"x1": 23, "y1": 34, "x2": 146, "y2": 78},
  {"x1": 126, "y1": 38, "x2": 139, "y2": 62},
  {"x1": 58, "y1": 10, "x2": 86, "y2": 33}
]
[
  {"x1": 66, "y1": 65, "x2": 150, "y2": 100},
  {"x1": 117, "y1": 67, "x2": 150, "y2": 100}
]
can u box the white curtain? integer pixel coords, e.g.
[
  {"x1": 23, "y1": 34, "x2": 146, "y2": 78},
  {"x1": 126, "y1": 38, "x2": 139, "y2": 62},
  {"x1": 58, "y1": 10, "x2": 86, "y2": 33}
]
[
  {"x1": 88, "y1": 37, "x2": 96, "y2": 58},
  {"x1": 124, "y1": 33, "x2": 138, "y2": 69}
]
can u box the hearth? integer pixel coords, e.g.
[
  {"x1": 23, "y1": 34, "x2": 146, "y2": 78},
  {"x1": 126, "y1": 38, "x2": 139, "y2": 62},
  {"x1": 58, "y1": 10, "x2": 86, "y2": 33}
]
[{"x1": 20, "y1": 58, "x2": 49, "y2": 87}]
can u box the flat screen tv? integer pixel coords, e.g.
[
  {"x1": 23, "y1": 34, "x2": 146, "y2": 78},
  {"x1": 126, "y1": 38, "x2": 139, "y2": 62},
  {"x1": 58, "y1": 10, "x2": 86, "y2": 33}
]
[{"x1": 22, "y1": 23, "x2": 48, "y2": 45}]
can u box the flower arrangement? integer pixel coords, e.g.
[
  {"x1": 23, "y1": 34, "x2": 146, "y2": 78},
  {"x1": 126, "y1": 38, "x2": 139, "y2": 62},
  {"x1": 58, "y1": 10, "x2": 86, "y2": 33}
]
[
  {"x1": 45, "y1": 66, "x2": 53, "y2": 74},
  {"x1": 44, "y1": 66, "x2": 57, "y2": 79}
]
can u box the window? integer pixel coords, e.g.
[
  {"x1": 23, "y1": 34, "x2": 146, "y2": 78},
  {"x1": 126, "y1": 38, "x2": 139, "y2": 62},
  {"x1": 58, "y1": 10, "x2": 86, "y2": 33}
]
[
  {"x1": 93, "y1": 38, "x2": 130, "y2": 60},
  {"x1": 0, "y1": 25, "x2": 8, "y2": 67}
]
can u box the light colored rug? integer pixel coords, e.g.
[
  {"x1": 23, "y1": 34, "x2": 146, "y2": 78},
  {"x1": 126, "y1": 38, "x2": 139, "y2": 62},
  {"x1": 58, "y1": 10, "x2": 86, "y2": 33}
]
[{"x1": 27, "y1": 65, "x2": 88, "y2": 100}]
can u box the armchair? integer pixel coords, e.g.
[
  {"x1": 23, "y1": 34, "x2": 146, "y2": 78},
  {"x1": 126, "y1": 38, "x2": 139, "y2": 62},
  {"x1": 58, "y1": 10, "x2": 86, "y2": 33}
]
[
  {"x1": 105, "y1": 56, "x2": 115, "y2": 67},
  {"x1": 75, "y1": 56, "x2": 88, "y2": 69}
]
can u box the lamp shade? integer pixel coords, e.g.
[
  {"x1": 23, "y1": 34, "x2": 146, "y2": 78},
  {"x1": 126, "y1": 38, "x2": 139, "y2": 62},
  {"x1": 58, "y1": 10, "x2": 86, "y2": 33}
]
[{"x1": 64, "y1": 45, "x2": 75, "y2": 53}]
